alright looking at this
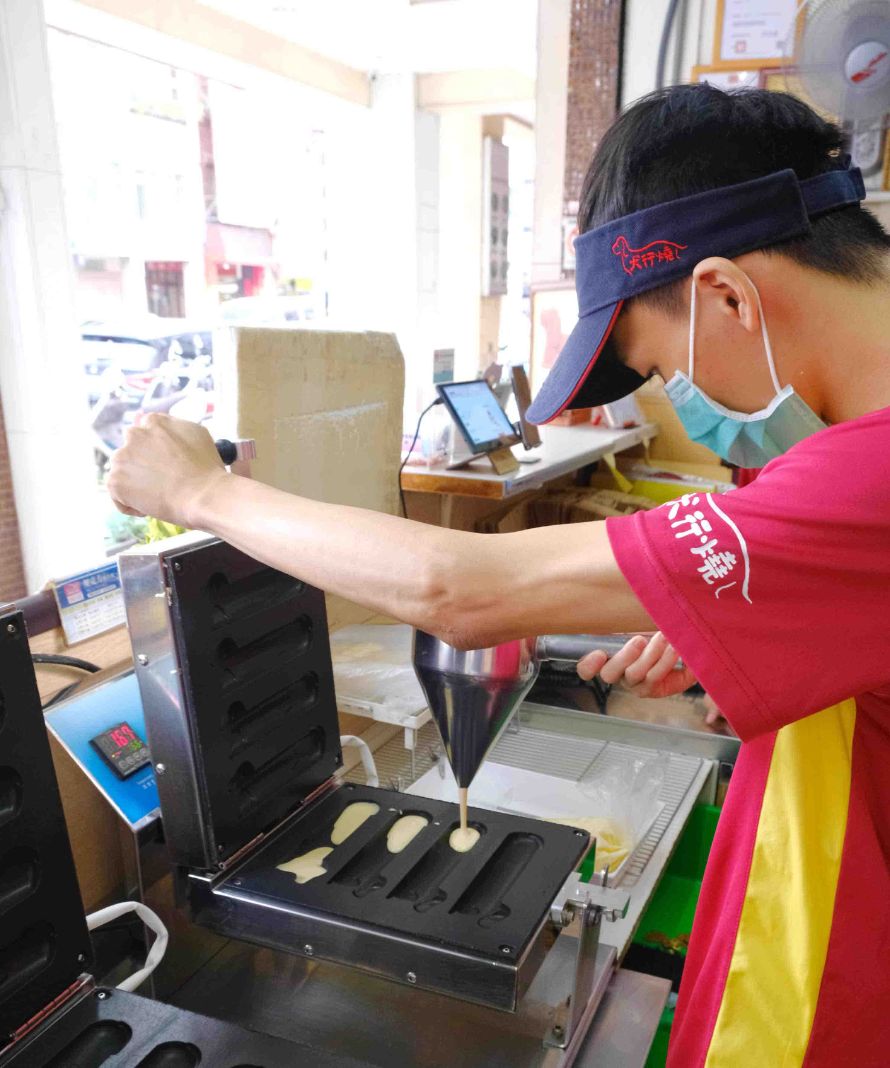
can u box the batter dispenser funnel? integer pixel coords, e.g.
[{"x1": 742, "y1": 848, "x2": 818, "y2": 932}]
[{"x1": 412, "y1": 630, "x2": 539, "y2": 789}]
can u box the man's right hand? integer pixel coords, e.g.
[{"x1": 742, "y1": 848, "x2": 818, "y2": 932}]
[
  {"x1": 106, "y1": 413, "x2": 228, "y2": 528},
  {"x1": 576, "y1": 631, "x2": 697, "y2": 699}
]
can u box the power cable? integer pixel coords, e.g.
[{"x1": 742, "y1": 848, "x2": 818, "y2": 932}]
[{"x1": 399, "y1": 398, "x2": 443, "y2": 518}]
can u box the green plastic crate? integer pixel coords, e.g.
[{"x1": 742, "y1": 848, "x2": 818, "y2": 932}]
[{"x1": 634, "y1": 804, "x2": 721, "y2": 1068}]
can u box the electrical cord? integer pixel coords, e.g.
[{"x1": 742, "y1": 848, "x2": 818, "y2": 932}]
[
  {"x1": 33, "y1": 654, "x2": 101, "y2": 711},
  {"x1": 86, "y1": 900, "x2": 168, "y2": 993},
  {"x1": 399, "y1": 398, "x2": 443, "y2": 518},
  {"x1": 655, "y1": 0, "x2": 683, "y2": 90},
  {"x1": 32, "y1": 653, "x2": 101, "y2": 673},
  {"x1": 42, "y1": 683, "x2": 83, "y2": 711}
]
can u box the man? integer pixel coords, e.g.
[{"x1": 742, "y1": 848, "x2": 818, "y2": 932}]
[{"x1": 109, "y1": 85, "x2": 890, "y2": 1067}]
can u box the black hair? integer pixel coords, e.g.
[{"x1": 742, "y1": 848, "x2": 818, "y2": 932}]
[{"x1": 578, "y1": 84, "x2": 890, "y2": 315}]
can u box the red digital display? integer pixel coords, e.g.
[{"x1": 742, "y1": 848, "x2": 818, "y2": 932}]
[{"x1": 90, "y1": 721, "x2": 151, "y2": 778}]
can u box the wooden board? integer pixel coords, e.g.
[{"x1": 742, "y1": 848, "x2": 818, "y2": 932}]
[{"x1": 218, "y1": 326, "x2": 406, "y2": 632}]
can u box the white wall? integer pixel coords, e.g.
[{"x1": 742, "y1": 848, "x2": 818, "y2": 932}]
[
  {"x1": 622, "y1": 0, "x2": 713, "y2": 106},
  {"x1": 0, "y1": 0, "x2": 103, "y2": 590},
  {"x1": 531, "y1": 0, "x2": 571, "y2": 286},
  {"x1": 437, "y1": 110, "x2": 484, "y2": 382}
]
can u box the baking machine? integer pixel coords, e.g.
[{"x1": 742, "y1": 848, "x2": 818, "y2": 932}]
[
  {"x1": 0, "y1": 609, "x2": 370, "y2": 1067},
  {"x1": 118, "y1": 532, "x2": 638, "y2": 1065}
]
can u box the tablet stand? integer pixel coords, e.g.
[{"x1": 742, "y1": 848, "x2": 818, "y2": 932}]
[{"x1": 447, "y1": 441, "x2": 520, "y2": 474}]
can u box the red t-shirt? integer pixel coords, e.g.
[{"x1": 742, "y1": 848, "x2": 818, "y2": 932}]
[{"x1": 607, "y1": 408, "x2": 890, "y2": 1068}]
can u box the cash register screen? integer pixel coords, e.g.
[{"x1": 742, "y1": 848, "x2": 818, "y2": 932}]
[{"x1": 437, "y1": 380, "x2": 520, "y2": 453}]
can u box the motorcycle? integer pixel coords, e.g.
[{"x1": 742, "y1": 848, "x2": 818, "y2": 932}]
[{"x1": 90, "y1": 355, "x2": 216, "y2": 478}]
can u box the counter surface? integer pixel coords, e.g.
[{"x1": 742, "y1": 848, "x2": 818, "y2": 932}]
[{"x1": 401, "y1": 423, "x2": 658, "y2": 500}]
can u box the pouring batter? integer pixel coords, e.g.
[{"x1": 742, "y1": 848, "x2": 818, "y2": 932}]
[{"x1": 110, "y1": 84, "x2": 890, "y2": 1068}]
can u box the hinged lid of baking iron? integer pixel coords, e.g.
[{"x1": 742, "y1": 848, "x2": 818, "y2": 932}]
[
  {"x1": 0, "y1": 611, "x2": 92, "y2": 1042},
  {"x1": 120, "y1": 534, "x2": 343, "y2": 871}
]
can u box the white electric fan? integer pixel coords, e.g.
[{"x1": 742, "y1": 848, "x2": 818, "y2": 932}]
[{"x1": 780, "y1": 1, "x2": 890, "y2": 182}]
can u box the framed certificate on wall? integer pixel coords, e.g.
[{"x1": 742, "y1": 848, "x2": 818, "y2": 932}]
[{"x1": 712, "y1": 0, "x2": 801, "y2": 69}]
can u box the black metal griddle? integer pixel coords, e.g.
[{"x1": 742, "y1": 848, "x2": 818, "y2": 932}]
[{"x1": 119, "y1": 534, "x2": 591, "y2": 1011}]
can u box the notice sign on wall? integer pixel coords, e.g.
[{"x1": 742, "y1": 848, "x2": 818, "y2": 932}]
[
  {"x1": 717, "y1": 0, "x2": 798, "y2": 65},
  {"x1": 52, "y1": 562, "x2": 126, "y2": 645},
  {"x1": 433, "y1": 349, "x2": 455, "y2": 385}
]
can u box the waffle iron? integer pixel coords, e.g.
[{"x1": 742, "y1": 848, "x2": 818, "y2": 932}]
[{"x1": 118, "y1": 534, "x2": 598, "y2": 1013}]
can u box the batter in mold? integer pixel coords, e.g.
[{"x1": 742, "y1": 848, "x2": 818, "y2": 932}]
[
  {"x1": 277, "y1": 801, "x2": 381, "y2": 885},
  {"x1": 386, "y1": 814, "x2": 429, "y2": 853},
  {"x1": 277, "y1": 846, "x2": 333, "y2": 884},
  {"x1": 330, "y1": 801, "x2": 380, "y2": 844}
]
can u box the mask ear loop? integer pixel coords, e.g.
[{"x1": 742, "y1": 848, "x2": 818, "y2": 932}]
[
  {"x1": 750, "y1": 283, "x2": 782, "y2": 395},
  {"x1": 688, "y1": 279, "x2": 697, "y2": 382}
]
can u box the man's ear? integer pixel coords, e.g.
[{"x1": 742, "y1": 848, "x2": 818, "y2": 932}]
[{"x1": 692, "y1": 257, "x2": 761, "y2": 334}]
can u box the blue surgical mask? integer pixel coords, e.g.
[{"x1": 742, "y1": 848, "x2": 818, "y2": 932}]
[{"x1": 663, "y1": 281, "x2": 826, "y2": 468}]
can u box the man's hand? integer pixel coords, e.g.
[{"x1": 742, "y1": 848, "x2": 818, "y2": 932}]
[
  {"x1": 576, "y1": 631, "x2": 697, "y2": 699},
  {"x1": 703, "y1": 694, "x2": 730, "y2": 729},
  {"x1": 106, "y1": 414, "x2": 227, "y2": 528}
]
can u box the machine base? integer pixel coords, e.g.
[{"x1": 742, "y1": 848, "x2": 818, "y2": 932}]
[
  {"x1": 169, "y1": 935, "x2": 669, "y2": 1068},
  {"x1": 188, "y1": 782, "x2": 589, "y2": 1010}
]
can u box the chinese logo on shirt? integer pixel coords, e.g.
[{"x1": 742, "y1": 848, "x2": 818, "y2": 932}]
[{"x1": 665, "y1": 493, "x2": 751, "y2": 603}]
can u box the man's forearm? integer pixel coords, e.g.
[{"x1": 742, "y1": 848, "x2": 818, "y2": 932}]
[
  {"x1": 192, "y1": 472, "x2": 456, "y2": 631},
  {"x1": 192, "y1": 473, "x2": 654, "y2": 648},
  {"x1": 107, "y1": 415, "x2": 653, "y2": 647}
]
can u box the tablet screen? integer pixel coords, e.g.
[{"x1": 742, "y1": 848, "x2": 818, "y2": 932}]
[{"x1": 437, "y1": 380, "x2": 519, "y2": 453}]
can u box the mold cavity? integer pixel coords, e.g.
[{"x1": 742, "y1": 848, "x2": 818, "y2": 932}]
[
  {"x1": 136, "y1": 1042, "x2": 202, "y2": 1067},
  {"x1": 387, "y1": 814, "x2": 430, "y2": 854},
  {"x1": 277, "y1": 846, "x2": 332, "y2": 885},
  {"x1": 331, "y1": 802, "x2": 380, "y2": 845},
  {"x1": 226, "y1": 674, "x2": 319, "y2": 757},
  {"x1": 207, "y1": 569, "x2": 304, "y2": 628},
  {"x1": 0, "y1": 922, "x2": 55, "y2": 1001},
  {"x1": 452, "y1": 833, "x2": 543, "y2": 925},
  {"x1": 390, "y1": 823, "x2": 484, "y2": 912},
  {"x1": 0, "y1": 767, "x2": 23, "y2": 828},
  {"x1": 45, "y1": 1021, "x2": 132, "y2": 1067},
  {"x1": 0, "y1": 847, "x2": 40, "y2": 917},
  {"x1": 330, "y1": 813, "x2": 420, "y2": 896},
  {"x1": 217, "y1": 617, "x2": 312, "y2": 687},
  {"x1": 229, "y1": 728, "x2": 325, "y2": 816}
]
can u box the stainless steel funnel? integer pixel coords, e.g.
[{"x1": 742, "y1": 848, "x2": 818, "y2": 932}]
[
  {"x1": 412, "y1": 631, "x2": 539, "y2": 789},
  {"x1": 412, "y1": 631, "x2": 653, "y2": 790}
]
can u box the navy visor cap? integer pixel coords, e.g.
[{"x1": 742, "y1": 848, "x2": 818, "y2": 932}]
[{"x1": 526, "y1": 163, "x2": 866, "y2": 425}]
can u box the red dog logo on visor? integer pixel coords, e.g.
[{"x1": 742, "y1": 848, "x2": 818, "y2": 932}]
[{"x1": 612, "y1": 235, "x2": 688, "y2": 275}]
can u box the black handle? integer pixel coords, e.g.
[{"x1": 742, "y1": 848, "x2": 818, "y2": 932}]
[{"x1": 215, "y1": 439, "x2": 237, "y2": 465}]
